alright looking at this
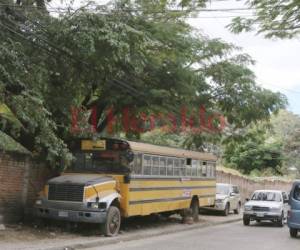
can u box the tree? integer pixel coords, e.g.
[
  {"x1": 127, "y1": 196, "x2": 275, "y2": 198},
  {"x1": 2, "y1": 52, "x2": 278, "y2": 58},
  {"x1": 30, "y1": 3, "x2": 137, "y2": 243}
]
[
  {"x1": 0, "y1": 0, "x2": 287, "y2": 170},
  {"x1": 229, "y1": 0, "x2": 300, "y2": 38},
  {"x1": 223, "y1": 126, "x2": 284, "y2": 175},
  {"x1": 268, "y1": 110, "x2": 300, "y2": 172}
]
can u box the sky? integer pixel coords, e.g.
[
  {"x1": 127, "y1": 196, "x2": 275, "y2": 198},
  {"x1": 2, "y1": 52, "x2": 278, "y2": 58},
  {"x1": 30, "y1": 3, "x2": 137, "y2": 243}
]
[
  {"x1": 189, "y1": 0, "x2": 300, "y2": 115},
  {"x1": 51, "y1": 0, "x2": 300, "y2": 115}
]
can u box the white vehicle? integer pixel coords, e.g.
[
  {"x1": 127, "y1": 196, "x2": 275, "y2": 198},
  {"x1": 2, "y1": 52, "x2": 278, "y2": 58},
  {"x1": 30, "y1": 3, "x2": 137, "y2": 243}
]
[
  {"x1": 203, "y1": 183, "x2": 241, "y2": 216},
  {"x1": 243, "y1": 190, "x2": 289, "y2": 227}
]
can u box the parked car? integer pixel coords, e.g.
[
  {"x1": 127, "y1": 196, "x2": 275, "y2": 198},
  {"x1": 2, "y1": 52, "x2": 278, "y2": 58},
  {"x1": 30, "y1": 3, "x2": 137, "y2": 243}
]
[
  {"x1": 203, "y1": 183, "x2": 241, "y2": 216},
  {"x1": 287, "y1": 181, "x2": 300, "y2": 238},
  {"x1": 243, "y1": 190, "x2": 289, "y2": 227}
]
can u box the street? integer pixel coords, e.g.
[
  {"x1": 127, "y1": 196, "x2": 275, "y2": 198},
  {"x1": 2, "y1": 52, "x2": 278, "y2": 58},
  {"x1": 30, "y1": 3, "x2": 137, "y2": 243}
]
[{"x1": 85, "y1": 222, "x2": 299, "y2": 250}]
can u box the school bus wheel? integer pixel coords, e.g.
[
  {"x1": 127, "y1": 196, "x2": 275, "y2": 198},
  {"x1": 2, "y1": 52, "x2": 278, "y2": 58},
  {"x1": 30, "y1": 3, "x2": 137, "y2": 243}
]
[
  {"x1": 190, "y1": 197, "x2": 199, "y2": 222},
  {"x1": 101, "y1": 206, "x2": 121, "y2": 237}
]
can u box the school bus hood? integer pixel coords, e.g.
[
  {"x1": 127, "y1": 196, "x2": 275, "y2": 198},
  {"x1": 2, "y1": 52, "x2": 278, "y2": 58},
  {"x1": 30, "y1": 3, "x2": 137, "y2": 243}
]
[{"x1": 48, "y1": 174, "x2": 114, "y2": 186}]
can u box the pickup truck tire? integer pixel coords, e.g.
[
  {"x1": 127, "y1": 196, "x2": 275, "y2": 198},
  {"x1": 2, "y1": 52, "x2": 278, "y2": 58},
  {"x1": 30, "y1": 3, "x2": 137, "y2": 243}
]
[
  {"x1": 290, "y1": 228, "x2": 298, "y2": 238},
  {"x1": 243, "y1": 216, "x2": 250, "y2": 226},
  {"x1": 222, "y1": 203, "x2": 229, "y2": 216},
  {"x1": 101, "y1": 206, "x2": 121, "y2": 237},
  {"x1": 234, "y1": 203, "x2": 241, "y2": 214},
  {"x1": 276, "y1": 213, "x2": 284, "y2": 227}
]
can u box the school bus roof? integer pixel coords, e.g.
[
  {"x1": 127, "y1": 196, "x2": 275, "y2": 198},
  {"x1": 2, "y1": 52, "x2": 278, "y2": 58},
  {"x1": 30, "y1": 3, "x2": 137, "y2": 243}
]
[{"x1": 127, "y1": 140, "x2": 217, "y2": 162}]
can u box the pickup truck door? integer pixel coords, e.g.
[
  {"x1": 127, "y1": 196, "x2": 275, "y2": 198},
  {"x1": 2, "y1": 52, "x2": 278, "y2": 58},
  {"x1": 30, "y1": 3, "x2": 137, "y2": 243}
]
[
  {"x1": 229, "y1": 186, "x2": 237, "y2": 209},
  {"x1": 282, "y1": 192, "x2": 289, "y2": 218}
]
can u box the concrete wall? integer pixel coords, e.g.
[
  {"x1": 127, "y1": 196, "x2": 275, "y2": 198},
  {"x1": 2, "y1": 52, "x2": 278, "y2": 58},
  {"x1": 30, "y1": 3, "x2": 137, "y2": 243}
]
[{"x1": 217, "y1": 170, "x2": 293, "y2": 201}]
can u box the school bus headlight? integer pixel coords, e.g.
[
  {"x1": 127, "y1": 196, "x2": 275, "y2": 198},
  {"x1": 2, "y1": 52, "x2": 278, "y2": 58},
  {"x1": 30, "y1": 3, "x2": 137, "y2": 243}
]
[
  {"x1": 88, "y1": 202, "x2": 99, "y2": 209},
  {"x1": 87, "y1": 202, "x2": 107, "y2": 210},
  {"x1": 35, "y1": 199, "x2": 42, "y2": 205}
]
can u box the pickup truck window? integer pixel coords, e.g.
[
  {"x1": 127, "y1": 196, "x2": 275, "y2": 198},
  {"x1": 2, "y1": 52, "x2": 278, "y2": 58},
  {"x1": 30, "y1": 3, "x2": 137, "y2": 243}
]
[
  {"x1": 251, "y1": 192, "x2": 281, "y2": 202},
  {"x1": 216, "y1": 184, "x2": 230, "y2": 195},
  {"x1": 232, "y1": 186, "x2": 239, "y2": 194}
]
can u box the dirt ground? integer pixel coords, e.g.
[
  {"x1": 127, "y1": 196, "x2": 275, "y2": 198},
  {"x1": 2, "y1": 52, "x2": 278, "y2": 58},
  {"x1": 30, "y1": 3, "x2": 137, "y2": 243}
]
[{"x1": 0, "y1": 211, "x2": 241, "y2": 250}]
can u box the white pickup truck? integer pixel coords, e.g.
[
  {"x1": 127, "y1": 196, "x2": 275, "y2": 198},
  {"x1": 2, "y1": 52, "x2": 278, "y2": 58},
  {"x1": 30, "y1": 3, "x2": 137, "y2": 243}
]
[{"x1": 203, "y1": 183, "x2": 242, "y2": 216}]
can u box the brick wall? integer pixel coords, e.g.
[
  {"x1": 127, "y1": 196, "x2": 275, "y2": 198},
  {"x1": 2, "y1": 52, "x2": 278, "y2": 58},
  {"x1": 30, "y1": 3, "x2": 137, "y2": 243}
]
[{"x1": 0, "y1": 152, "x2": 55, "y2": 223}]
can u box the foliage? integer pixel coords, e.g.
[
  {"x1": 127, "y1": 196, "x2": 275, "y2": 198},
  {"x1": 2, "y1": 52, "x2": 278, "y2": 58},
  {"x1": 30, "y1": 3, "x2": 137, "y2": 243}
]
[
  {"x1": 0, "y1": 0, "x2": 287, "y2": 170},
  {"x1": 229, "y1": 0, "x2": 300, "y2": 38},
  {"x1": 0, "y1": 130, "x2": 29, "y2": 154},
  {"x1": 223, "y1": 126, "x2": 284, "y2": 175},
  {"x1": 268, "y1": 110, "x2": 300, "y2": 173}
]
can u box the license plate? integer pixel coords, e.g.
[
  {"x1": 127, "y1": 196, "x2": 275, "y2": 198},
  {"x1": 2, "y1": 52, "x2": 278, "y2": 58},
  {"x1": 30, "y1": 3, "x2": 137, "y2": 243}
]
[
  {"x1": 256, "y1": 212, "x2": 264, "y2": 217},
  {"x1": 58, "y1": 211, "x2": 68, "y2": 217}
]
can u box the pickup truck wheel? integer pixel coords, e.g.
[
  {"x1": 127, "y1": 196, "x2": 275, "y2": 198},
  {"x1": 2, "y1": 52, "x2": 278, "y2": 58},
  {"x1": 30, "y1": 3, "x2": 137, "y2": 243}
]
[
  {"x1": 101, "y1": 206, "x2": 121, "y2": 237},
  {"x1": 222, "y1": 203, "x2": 229, "y2": 216},
  {"x1": 243, "y1": 216, "x2": 250, "y2": 226},
  {"x1": 234, "y1": 203, "x2": 241, "y2": 214},
  {"x1": 276, "y1": 213, "x2": 284, "y2": 227},
  {"x1": 290, "y1": 228, "x2": 298, "y2": 238}
]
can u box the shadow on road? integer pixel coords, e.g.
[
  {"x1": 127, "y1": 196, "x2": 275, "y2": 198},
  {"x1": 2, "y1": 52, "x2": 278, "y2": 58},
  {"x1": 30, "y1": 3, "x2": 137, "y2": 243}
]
[{"x1": 28, "y1": 214, "x2": 184, "y2": 237}]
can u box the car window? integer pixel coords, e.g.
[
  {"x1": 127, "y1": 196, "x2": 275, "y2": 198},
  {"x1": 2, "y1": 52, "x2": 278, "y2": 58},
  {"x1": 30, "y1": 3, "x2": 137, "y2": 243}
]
[
  {"x1": 232, "y1": 186, "x2": 239, "y2": 194},
  {"x1": 251, "y1": 192, "x2": 281, "y2": 202},
  {"x1": 216, "y1": 184, "x2": 230, "y2": 195},
  {"x1": 293, "y1": 184, "x2": 300, "y2": 201}
]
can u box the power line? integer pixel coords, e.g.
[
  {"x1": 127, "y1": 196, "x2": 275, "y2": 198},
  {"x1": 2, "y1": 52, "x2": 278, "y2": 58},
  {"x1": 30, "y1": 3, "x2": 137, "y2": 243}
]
[
  {"x1": 0, "y1": 3, "x2": 255, "y2": 13},
  {"x1": 259, "y1": 83, "x2": 300, "y2": 95}
]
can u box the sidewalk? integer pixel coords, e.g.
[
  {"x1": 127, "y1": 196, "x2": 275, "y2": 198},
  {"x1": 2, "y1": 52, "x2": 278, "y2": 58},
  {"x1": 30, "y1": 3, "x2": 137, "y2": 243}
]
[{"x1": 0, "y1": 212, "x2": 241, "y2": 250}]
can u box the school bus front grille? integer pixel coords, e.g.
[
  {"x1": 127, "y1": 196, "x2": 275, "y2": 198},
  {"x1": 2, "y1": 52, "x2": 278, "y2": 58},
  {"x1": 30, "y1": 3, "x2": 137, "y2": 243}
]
[{"x1": 48, "y1": 184, "x2": 84, "y2": 202}]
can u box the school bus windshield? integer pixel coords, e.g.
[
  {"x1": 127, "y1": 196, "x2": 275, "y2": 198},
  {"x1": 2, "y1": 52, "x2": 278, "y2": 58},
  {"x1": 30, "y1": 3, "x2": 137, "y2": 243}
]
[{"x1": 69, "y1": 151, "x2": 131, "y2": 173}]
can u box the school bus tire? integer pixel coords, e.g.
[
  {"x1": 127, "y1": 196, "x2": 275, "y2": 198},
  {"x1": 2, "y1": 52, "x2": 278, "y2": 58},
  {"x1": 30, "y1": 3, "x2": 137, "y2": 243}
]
[
  {"x1": 101, "y1": 206, "x2": 121, "y2": 237},
  {"x1": 190, "y1": 197, "x2": 199, "y2": 222}
]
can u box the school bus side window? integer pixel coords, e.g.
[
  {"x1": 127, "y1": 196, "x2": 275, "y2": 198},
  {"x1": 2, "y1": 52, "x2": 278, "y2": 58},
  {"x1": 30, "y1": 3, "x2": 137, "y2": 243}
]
[
  {"x1": 202, "y1": 162, "x2": 207, "y2": 176},
  {"x1": 191, "y1": 160, "x2": 197, "y2": 176},
  {"x1": 167, "y1": 158, "x2": 174, "y2": 176},
  {"x1": 133, "y1": 153, "x2": 142, "y2": 175},
  {"x1": 211, "y1": 163, "x2": 216, "y2": 177},
  {"x1": 159, "y1": 157, "x2": 167, "y2": 176},
  {"x1": 174, "y1": 158, "x2": 180, "y2": 176},
  {"x1": 180, "y1": 159, "x2": 185, "y2": 176},
  {"x1": 185, "y1": 158, "x2": 191, "y2": 177},
  {"x1": 197, "y1": 161, "x2": 203, "y2": 177},
  {"x1": 206, "y1": 165, "x2": 211, "y2": 177},
  {"x1": 143, "y1": 155, "x2": 151, "y2": 175},
  {"x1": 152, "y1": 156, "x2": 159, "y2": 175}
]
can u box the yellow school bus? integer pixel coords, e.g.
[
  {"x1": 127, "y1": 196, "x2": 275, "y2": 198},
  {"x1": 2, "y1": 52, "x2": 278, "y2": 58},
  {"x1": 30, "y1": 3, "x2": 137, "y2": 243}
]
[{"x1": 35, "y1": 138, "x2": 217, "y2": 236}]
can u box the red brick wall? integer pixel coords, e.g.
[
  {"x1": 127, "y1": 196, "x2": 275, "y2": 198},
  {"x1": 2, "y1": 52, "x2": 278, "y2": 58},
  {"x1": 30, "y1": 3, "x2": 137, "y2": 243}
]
[{"x1": 0, "y1": 152, "x2": 55, "y2": 223}]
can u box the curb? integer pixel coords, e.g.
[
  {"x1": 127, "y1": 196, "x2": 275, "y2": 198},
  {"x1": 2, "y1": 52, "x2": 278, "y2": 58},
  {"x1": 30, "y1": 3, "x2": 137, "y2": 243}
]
[{"x1": 46, "y1": 217, "x2": 242, "y2": 250}]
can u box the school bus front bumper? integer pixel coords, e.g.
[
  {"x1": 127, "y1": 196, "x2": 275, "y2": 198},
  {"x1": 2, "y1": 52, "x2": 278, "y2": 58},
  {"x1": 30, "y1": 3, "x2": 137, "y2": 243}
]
[{"x1": 35, "y1": 206, "x2": 107, "y2": 223}]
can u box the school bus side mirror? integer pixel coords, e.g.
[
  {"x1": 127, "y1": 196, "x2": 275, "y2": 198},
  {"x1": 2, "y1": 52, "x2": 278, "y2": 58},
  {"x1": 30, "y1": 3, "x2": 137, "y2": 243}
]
[{"x1": 124, "y1": 174, "x2": 131, "y2": 184}]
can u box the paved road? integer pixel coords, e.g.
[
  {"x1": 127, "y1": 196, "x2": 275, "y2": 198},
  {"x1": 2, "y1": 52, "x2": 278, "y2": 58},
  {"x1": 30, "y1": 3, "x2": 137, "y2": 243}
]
[{"x1": 85, "y1": 221, "x2": 300, "y2": 250}]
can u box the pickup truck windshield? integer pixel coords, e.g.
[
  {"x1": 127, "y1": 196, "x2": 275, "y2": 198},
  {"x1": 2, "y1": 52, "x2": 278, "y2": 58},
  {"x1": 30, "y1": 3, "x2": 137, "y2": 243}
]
[
  {"x1": 216, "y1": 184, "x2": 230, "y2": 195},
  {"x1": 251, "y1": 192, "x2": 281, "y2": 202}
]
